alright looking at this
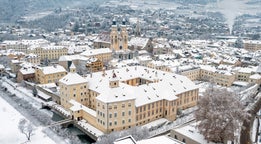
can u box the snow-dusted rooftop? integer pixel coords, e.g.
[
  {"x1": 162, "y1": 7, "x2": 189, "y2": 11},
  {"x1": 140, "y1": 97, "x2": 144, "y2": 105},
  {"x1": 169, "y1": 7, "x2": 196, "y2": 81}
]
[
  {"x1": 86, "y1": 66, "x2": 198, "y2": 107},
  {"x1": 173, "y1": 122, "x2": 216, "y2": 144},
  {"x1": 80, "y1": 48, "x2": 112, "y2": 57},
  {"x1": 137, "y1": 136, "x2": 184, "y2": 144},
  {"x1": 37, "y1": 65, "x2": 66, "y2": 75},
  {"x1": 60, "y1": 72, "x2": 88, "y2": 85},
  {"x1": 69, "y1": 99, "x2": 96, "y2": 117}
]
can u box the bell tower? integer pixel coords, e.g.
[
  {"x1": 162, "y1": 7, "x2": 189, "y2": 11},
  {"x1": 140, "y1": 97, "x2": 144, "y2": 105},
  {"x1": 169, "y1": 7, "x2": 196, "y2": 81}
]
[
  {"x1": 120, "y1": 18, "x2": 128, "y2": 50},
  {"x1": 135, "y1": 18, "x2": 141, "y2": 37},
  {"x1": 109, "y1": 70, "x2": 119, "y2": 88},
  {"x1": 110, "y1": 18, "x2": 119, "y2": 51}
]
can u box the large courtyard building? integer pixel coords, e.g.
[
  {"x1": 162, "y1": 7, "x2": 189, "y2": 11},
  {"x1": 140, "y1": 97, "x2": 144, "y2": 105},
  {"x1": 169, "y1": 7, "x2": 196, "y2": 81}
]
[{"x1": 59, "y1": 66, "x2": 199, "y2": 133}]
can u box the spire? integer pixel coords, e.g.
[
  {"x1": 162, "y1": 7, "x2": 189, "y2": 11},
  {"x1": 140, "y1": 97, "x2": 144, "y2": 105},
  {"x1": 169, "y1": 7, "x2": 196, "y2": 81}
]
[
  {"x1": 122, "y1": 17, "x2": 126, "y2": 25},
  {"x1": 135, "y1": 18, "x2": 141, "y2": 37},
  {"x1": 112, "y1": 17, "x2": 117, "y2": 26},
  {"x1": 109, "y1": 70, "x2": 119, "y2": 88},
  {"x1": 69, "y1": 62, "x2": 76, "y2": 73}
]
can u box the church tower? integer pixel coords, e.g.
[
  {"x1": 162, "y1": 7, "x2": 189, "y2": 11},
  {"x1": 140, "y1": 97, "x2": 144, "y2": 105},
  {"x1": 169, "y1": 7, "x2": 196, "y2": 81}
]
[
  {"x1": 135, "y1": 18, "x2": 141, "y2": 37},
  {"x1": 110, "y1": 17, "x2": 128, "y2": 51},
  {"x1": 110, "y1": 18, "x2": 119, "y2": 51},
  {"x1": 120, "y1": 18, "x2": 128, "y2": 50},
  {"x1": 109, "y1": 70, "x2": 119, "y2": 88},
  {"x1": 69, "y1": 62, "x2": 76, "y2": 73}
]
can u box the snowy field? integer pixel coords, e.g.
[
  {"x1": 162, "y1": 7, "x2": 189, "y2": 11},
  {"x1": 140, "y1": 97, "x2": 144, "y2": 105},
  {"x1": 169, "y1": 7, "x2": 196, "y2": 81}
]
[{"x1": 0, "y1": 95, "x2": 56, "y2": 144}]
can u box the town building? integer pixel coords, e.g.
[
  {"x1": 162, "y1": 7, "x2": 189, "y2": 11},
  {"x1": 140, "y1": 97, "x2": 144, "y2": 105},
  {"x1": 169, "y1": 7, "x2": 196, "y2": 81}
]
[
  {"x1": 17, "y1": 67, "x2": 35, "y2": 83},
  {"x1": 22, "y1": 53, "x2": 41, "y2": 65},
  {"x1": 80, "y1": 48, "x2": 112, "y2": 63},
  {"x1": 35, "y1": 65, "x2": 67, "y2": 84},
  {"x1": 86, "y1": 58, "x2": 104, "y2": 73},
  {"x1": 59, "y1": 66, "x2": 199, "y2": 133},
  {"x1": 28, "y1": 45, "x2": 68, "y2": 61},
  {"x1": 93, "y1": 32, "x2": 111, "y2": 49},
  {"x1": 1, "y1": 39, "x2": 49, "y2": 53},
  {"x1": 244, "y1": 40, "x2": 261, "y2": 51},
  {"x1": 170, "y1": 122, "x2": 216, "y2": 144}
]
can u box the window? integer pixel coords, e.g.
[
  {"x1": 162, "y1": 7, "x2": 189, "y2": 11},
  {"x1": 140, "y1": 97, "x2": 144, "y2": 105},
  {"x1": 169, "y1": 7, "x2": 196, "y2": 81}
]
[
  {"x1": 114, "y1": 113, "x2": 117, "y2": 117},
  {"x1": 114, "y1": 121, "x2": 117, "y2": 125},
  {"x1": 109, "y1": 113, "x2": 112, "y2": 118},
  {"x1": 128, "y1": 111, "x2": 131, "y2": 115},
  {"x1": 128, "y1": 119, "x2": 131, "y2": 123},
  {"x1": 122, "y1": 120, "x2": 125, "y2": 124},
  {"x1": 109, "y1": 122, "x2": 112, "y2": 126},
  {"x1": 122, "y1": 112, "x2": 125, "y2": 116},
  {"x1": 182, "y1": 139, "x2": 186, "y2": 143}
]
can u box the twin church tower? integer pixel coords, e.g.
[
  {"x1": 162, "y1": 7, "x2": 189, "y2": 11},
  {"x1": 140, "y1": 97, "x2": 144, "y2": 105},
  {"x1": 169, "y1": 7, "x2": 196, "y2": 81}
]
[
  {"x1": 110, "y1": 18, "x2": 128, "y2": 51},
  {"x1": 110, "y1": 17, "x2": 137, "y2": 60}
]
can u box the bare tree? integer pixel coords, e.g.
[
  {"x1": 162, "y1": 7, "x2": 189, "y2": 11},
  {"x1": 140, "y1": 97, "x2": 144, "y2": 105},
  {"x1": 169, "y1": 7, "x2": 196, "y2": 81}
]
[
  {"x1": 195, "y1": 87, "x2": 249, "y2": 143},
  {"x1": 18, "y1": 118, "x2": 35, "y2": 141}
]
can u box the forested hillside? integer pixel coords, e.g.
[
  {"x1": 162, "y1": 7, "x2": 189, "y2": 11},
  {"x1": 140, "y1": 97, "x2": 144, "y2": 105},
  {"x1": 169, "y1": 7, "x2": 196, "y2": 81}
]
[{"x1": 0, "y1": 0, "x2": 106, "y2": 22}]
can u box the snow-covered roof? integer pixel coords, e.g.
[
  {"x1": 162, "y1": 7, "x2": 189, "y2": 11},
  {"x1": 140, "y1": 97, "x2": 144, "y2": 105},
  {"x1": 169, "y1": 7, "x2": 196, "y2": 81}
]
[
  {"x1": 137, "y1": 136, "x2": 184, "y2": 144},
  {"x1": 60, "y1": 72, "x2": 88, "y2": 85},
  {"x1": 86, "y1": 66, "x2": 198, "y2": 106},
  {"x1": 173, "y1": 122, "x2": 216, "y2": 144},
  {"x1": 238, "y1": 67, "x2": 253, "y2": 74},
  {"x1": 69, "y1": 99, "x2": 96, "y2": 117},
  {"x1": 249, "y1": 74, "x2": 261, "y2": 80},
  {"x1": 69, "y1": 62, "x2": 76, "y2": 69},
  {"x1": 80, "y1": 48, "x2": 112, "y2": 57},
  {"x1": 2, "y1": 39, "x2": 48, "y2": 46},
  {"x1": 38, "y1": 65, "x2": 66, "y2": 75},
  {"x1": 128, "y1": 37, "x2": 149, "y2": 49},
  {"x1": 58, "y1": 54, "x2": 89, "y2": 62},
  {"x1": 0, "y1": 64, "x2": 4, "y2": 69},
  {"x1": 19, "y1": 67, "x2": 35, "y2": 75},
  {"x1": 114, "y1": 135, "x2": 137, "y2": 144}
]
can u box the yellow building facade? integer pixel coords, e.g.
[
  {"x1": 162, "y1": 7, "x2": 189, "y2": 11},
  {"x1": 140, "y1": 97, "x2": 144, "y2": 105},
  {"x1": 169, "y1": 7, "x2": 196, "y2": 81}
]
[
  {"x1": 28, "y1": 45, "x2": 68, "y2": 61},
  {"x1": 35, "y1": 65, "x2": 67, "y2": 84},
  {"x1": 59, "y1": 66, "x2": 199, "y2": 134},
  {"x1": 244, "y1": 40, "x2": 261, "y2": 51}
]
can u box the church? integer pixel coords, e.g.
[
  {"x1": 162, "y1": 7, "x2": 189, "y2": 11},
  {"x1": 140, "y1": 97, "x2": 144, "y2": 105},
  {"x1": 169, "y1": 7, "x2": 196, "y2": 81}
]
[{"x1": 110, "y1": 17, "x2": 138, "y2": 60}]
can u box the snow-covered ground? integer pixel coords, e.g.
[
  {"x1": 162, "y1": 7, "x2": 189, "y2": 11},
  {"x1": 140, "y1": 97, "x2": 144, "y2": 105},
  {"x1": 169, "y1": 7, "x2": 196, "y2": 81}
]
[{"x1": 0, "y1": 95, "x2": 56, "y2": 144}]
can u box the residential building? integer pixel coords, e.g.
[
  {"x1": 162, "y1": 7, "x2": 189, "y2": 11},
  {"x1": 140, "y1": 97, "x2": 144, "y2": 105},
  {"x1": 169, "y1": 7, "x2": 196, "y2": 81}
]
[
  {"x1": 1, "y1": 39, "x2": 49, "y2": 53},
  {"x1": 10, "y1": 60, "x2": 23, "y2": 73},
  {"x1": 244, "y1": 40, "x2": 261, "y2": 51},
  {"x1": 80, "y1": 48, "x2": 112, "y2": 63},
  {"x1": 17, "y1": 67, "x2": 35, "y2": 83},
  {"x1": 93, "y1": 32, "x2": 111, "y2": 49},
  {"x1": 128, "y1": 37, "x2": 153, "y2": 53},
  {"x1": 86, "y1": 58, "x2": 104, "y2": 72},
  {"x1": 59, "y1": 64, "x2": 89, "y2": 109},
  {"x1": 170, "y1": 122, "x2": 217, "y2": 144},
  {"x1": 28, "y1": 45, "x2": 68, "y2": 61},
  {"x1": 35, "y1": 65, "x2": 67, "y2": 84},
  {"x1": 22, "y1": 53, "x2": 41, "y2": 65}
]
